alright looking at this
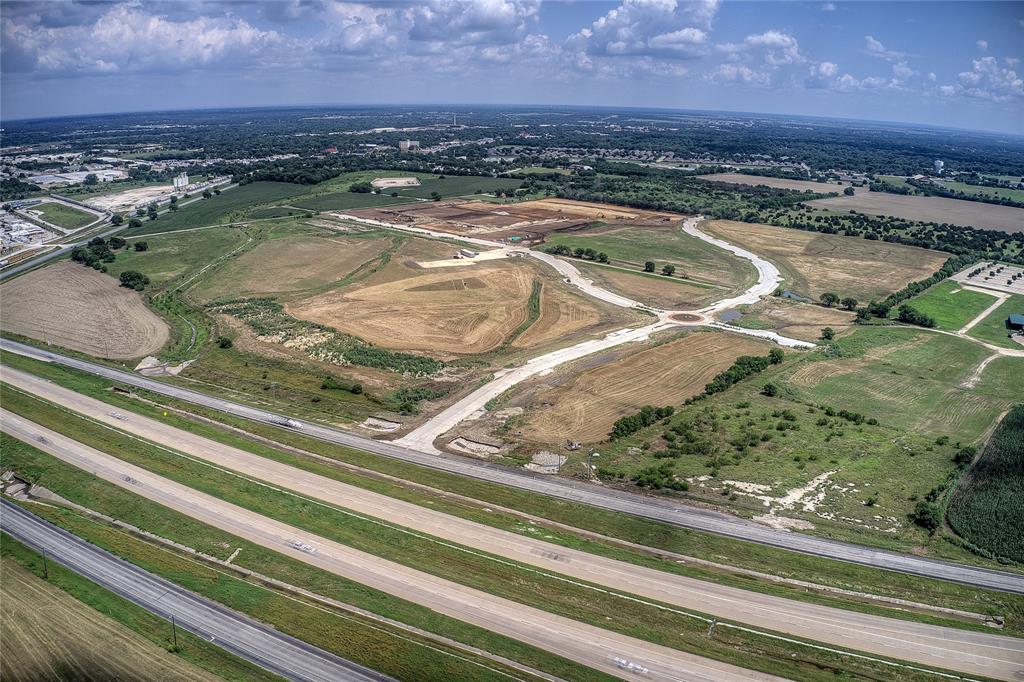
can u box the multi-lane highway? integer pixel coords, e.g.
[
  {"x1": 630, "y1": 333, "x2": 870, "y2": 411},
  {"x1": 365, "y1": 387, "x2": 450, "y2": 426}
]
[
  {"x1": 2, "y1": 410, "x2": 782, "y2": 682},
  {"x1": 0, "y1": 499, "x2": 390, "y2": 682},
  {"x1": 7, "y1": 366, "x2": 1020, "y2": 679},
  {"x1": 3, "y1": 337, "x2": 1023, "y2": 594}
]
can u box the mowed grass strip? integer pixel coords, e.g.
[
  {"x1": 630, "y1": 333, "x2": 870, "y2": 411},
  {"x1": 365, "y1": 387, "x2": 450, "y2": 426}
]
[
  {"x1": 0, "y1": 416, "x2": 982, "y2": 682},
  {"x1": 0, "y1": 435, "x2": 596, "y2": 682},
  {"x1": 1, "y1": 533, "x2": 274, "y2": 682},
  {"x1": 905, "y1": 280, "x2": 1000, "y2": 331},
  {"x1": 4, "y1": 348, "x2": 1019, "y2": 630},
  {"x1": 967, "y1": 293, "x2": 1024, "y2": 349}
]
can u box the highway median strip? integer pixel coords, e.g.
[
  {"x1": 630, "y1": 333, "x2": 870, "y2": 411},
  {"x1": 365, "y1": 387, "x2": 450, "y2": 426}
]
[{"x1": 2, "y1": 384, "x2": 1017, "y2": 682}]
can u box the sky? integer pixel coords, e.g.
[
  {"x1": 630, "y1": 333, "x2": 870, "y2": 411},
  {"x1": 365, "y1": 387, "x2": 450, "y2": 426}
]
[{"x1": 2, "y1": 1, "x2": 1022, "y2": 133}]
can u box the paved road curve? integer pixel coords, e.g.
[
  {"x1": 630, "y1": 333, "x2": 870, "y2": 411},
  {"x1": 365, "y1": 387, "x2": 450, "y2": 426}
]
[
  {"x1": 2, "y1": 411, "x2": 781, "y2": 682},
  {"x1": 3, "y1": 338, "x2": 1023, "y2": 595},
  {"x1": 10, "y1": 366, "x2": 1019, "y2": 679},
  {"x1": 0, "y1": 499, "x2": 390, "y2": 682}
]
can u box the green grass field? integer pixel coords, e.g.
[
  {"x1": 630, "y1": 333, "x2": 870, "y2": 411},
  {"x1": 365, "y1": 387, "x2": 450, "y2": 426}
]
[
  {"x1": 903, "y1": 280, "x2": 999, "y2": 331},
  {"x1": 110, "y1": 226, "x2": 243, "y2": 287},
  {"x1": 966, "y1": 293, "x2": 1024, "y2": 349},
  {"x1": 595, "y1": 326, "x2": 1023, "y2": 555},
  {"x1": 30, "y1": 202, "x2": 96, "y2": 229},
  {"x1": 936, "y1": 180, "x2": 1024, "y2": 203},
  {"x1": 291, "y1": 191, "x2": 415, "y2": 211},
  {"x1": 395, "y1": 175, "x2": 522, "y2": 199},
  {"x1": 541, "y1": 225, "x2": 756, "y2": 290},
  {"x1": 125, "y1": 182, "x2": 309, "y2": 235}
]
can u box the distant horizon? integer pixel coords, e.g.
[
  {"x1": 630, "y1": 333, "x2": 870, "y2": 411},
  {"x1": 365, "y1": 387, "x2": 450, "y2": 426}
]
[
  {"x1": 5, "y1": 101, "x2": 1023, "y2": 140},
  {"x1": 3, "y1": 1, "x2": 1020, "y2": 134}
]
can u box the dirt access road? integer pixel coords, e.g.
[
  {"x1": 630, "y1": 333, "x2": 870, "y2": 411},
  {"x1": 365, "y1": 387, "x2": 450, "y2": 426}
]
[
  {"x1": 1, "y1": 409, "x2": 780, "y2": 682},
  {"x1": 6, "y1": 367, "x2": 1022, "y2": 680}
]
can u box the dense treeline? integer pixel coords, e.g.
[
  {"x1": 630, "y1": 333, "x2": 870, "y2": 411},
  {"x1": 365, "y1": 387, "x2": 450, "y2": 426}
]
[
  {"x1": 703, "y1": 348, "x2": 784, "y2": 396},
  {"x1": 554, "y1": 174, "x2": 824, "y2": 222},
  {"x1": 610, "y1": 405, "x2": 675, "y2": 440},
  {"x1": 948, "y1": 405, "x2": 1024, "y2": 563}
]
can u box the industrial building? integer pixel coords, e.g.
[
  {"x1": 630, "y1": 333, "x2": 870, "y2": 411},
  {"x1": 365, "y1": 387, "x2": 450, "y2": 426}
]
[
  {"x1": 399, "y1": 140, "x2": 421, "y2": 152},
  {"x1": 172, "y1": 172, "x2": 190, "y2": 191}
]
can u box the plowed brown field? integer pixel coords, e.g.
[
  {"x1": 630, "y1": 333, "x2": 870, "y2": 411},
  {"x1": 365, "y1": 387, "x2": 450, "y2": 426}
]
[{"x1": 0, "y1": 262, "x2": 169, "y2": 359}]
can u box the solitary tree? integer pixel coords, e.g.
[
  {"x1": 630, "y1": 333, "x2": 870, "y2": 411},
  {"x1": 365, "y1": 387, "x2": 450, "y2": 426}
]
[
  {"x1": 110, "y1": 213, "x2": 124, "y2": 226},
  {"x1": 644, "y1": 261, "x2": 656, "y2": 273},
  {"x1": 821, "y1": 327, "x2": 836, "y2": 340},
  {"x1": 761, "y1": 383, "x2": 779, "y2": 397},
  {"x1": 597, "y1": 252, "x2": 609, "y2": 263},
  {"x1": 202, "y1": 189, "x2": 213, "y2": 199},
  {"x1": 662, "y1": 264, "x2": 676, "y2": 276},
  {"x1": 840, "y1": 297, "x2": 858, "y2": 310},
  {"x1": 430, "y1": 191, "x2": 442, "y2": 201},
  {"x1": 134, "y1": 241, "x2": 149, "y2": 252},
  {"x1": 843, "y1": 187, "x2": 856, "y2": 196},
  {"x1": 84, "y1": 173, "x2": 98, "y2": 186},
  {"x1": 820, "y1": 292, "x2": 840, "y2": 307},
  {"x1": 128, "y1": 218, "x2": 142, "y2": 229}
]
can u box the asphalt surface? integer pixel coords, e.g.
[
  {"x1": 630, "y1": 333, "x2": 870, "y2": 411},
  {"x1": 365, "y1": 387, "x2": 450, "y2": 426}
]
[
  {"x1": 2, "y1": 410, "x2": 782, "y2": 682},
  {"x1": 0, "y1": 499, "x2": 390, "y2": 682},
  {"x1": 4, "y1": 338, "x2": 1024, "y2": 595},
  {"x1": 9, "y1": 365, "x2": 1021, "y2": 679}
]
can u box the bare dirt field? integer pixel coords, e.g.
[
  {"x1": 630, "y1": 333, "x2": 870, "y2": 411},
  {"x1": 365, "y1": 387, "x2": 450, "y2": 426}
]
[
  {"x1": 0, "y1": 261, "x2": 169, "y2": 358},
  {"x1": 83, "y1": 184, "x2": 176, "y2": 212},
  {"x1": 698, "y1": 173, "x2": 850, "y2": 194},
  {"x1": 1, "y1": 556, "x2": 217, "y2": 682},
  {"x1": 521, "y1": 331, "x2": 770, "y2": 442},
  {"x1": 195, "y1": 233, "x2": 392, "y2": 301},
  {"x1": 512, "y1": 282, "x2": 622, "y2": 349},
  {"x1": 286, "y1": 238, "x2": 633, "y2": 357},
  {"x1": 349, "y1": 197, "x2": 679, "y2": 244},
  {"x1": 804, "y1": 192, "x2": 1024, "y2": 233},
  {"x1": 704, "y1": 220, "x2": 948, "y2": 301},
  {"x1": 730, "y1": 298, "x2": 856, "y2": 342},
  {"x1": 371, "y1": 177, "x2": 420, "y2": 188}
]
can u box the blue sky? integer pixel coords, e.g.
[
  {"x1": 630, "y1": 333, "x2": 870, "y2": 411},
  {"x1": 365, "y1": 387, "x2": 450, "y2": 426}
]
[{"x1": 2, "y1": 1, "x2": 1022, "y2": 132}]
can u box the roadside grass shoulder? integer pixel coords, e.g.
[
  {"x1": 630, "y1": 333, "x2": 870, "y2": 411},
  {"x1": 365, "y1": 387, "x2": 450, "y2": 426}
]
[
  {"x1": 3, "y1": 350, "x2": 1021, "y2": 632},
  {"x1": 1, "y1": 532, "x2": 276, "y2": 682},
  {"x1": 0, "y1": 402, "x2": 999, "y2": 682},
  {"x1": 903, "y1": 280, "x2": 999, "y2": 332},
  {"x1": 966, "y1": 294, "x2": 1024, "y2": 349},
  {"x1": 0, "y1": 435, "x2": 598, "y2": 682}
]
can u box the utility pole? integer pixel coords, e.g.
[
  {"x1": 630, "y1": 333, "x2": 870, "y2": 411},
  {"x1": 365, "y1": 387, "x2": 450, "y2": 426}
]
[
  {"x1": 171, "y1": 615, "x2": 179, "y2": 650},
  {"x1": 41, "y1": 550, "x2": 48, "y2": 580},
  {"x1": 587, "y1": 449, "x2": 600, "y2": 480}
]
